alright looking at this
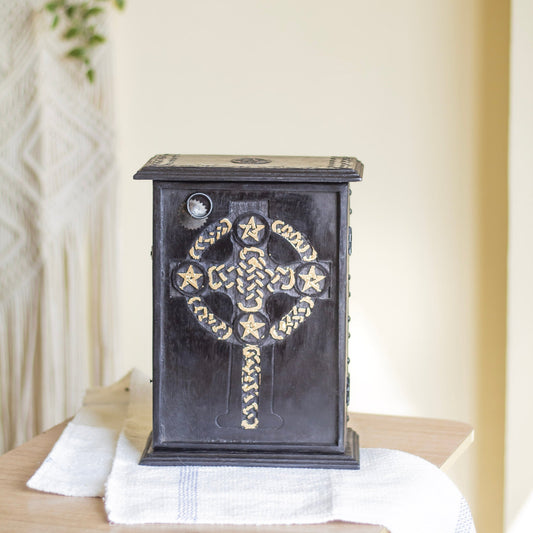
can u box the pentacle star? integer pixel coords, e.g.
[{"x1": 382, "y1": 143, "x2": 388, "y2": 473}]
[
  {"x1": 178, "y1": 264, "x2": 202, "y2": 290},
  {"x1": 239, "y1": 216, "x2": 265, "y2": 242},
  {"x1": 239, "y1": 314, "x2": 266, "y2": 340},
  {"x1": 299, "y1": 265, "x2": 326, "y2": 293}
]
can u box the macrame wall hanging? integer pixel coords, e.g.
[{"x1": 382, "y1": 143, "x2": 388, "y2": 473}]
[{"x1": 0, "y1": 1, "x2": 118, "y2": 452}]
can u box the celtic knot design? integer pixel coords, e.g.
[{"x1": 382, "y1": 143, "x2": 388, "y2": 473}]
[
  {"x1": 171, "y1": 202, "x2": 330, "y2": 429},
  {"x1": 189, "y1": 218, "x2": 232, "y2": 260},
  {"x1": 241, "y1": 345, "x2": 261, "y2": 429},
  {"x1": 271, "y1": 220, "x2": 317, "y2": 262}
]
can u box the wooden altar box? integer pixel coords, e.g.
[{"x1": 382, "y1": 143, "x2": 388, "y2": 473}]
[{"x1": 134, "y1": 154, "x2": 363, "y2": 468}]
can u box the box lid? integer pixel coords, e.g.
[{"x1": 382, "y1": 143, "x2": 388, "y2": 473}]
[{"x1": 134, "y1": 154, "x2": 363, "y2": 182}]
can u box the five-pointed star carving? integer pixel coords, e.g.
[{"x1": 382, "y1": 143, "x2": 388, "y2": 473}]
[
  {"x1": 299, "y1": 265, "x2": 326, "y2": 293},
  {"x1": 239, "y1": 314, "x2": 266, "y2": 340},
  {"x1": 178, "y1": 264, "x2": 203, "y2": 290},
  {"x1": 239, "y1": 216, "x2": 265, "y2": 242}
]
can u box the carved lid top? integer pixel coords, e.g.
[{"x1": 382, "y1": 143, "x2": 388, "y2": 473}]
[{"x1": 134, "y1": 154, "x2": 363, "y2": 182}]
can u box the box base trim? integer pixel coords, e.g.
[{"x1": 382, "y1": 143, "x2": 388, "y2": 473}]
[{"x1": 139, "y1": 428, "x2": 360, "y2": 469}]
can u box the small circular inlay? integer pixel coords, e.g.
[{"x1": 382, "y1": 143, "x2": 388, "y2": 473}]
[
  {"x1": 231, "y1": 157, "x2": 271, "y2": 165},
  {"x1": 234, "y1": 312, "x2": 270, "y2": 345},
  {"x1": 294, "y1": 263, "x2": 328, "y2": 296},
  {"x1": 172, "y1": 261, "x2": 206, "y2": 295},
  {"x1": 233, "y1": 213, "x2": 270, "y2": 247},
  {"x1": 186, "y1": 193, "x2": 213, "y2": 219}
]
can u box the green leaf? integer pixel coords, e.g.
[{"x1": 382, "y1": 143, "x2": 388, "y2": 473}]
[
  {"x1": 63, "y1": 26, "x2": 80, "y2": 39},
  {"x1": 82, "y1": 6, "x2": 103, "y2": 18},
  {"x1": 66, "y1": 5, "x2": 77, "y2": 18},
  {"x1": 45, "y1": 0, "x2": 124, "y2": 85},
  {"x1": 67, "y1": 47, "x2": 86, "y2": 58},
  {"x1": 88, "y1": 34, "x2": 106, "y2": 45}
]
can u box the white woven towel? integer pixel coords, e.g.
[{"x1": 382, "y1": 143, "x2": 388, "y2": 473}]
[
  {"x1": 28, "y1": 370, "x2": 475, "y2": 533},
  {"x1": 27, "y1": 373, "x2": 130, "y2": 497}
]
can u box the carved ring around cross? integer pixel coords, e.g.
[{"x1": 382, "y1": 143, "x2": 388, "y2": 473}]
[{"x1": 170, "y1": 202, "x2": 330, "y2": 429}]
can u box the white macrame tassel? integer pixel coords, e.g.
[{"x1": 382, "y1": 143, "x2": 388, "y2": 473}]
[{"x1": 0, "y1": 1, "x2": 118, "y2": 453}]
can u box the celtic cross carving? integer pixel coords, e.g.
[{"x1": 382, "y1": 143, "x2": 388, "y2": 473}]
[{"x1": 170, "y1": 201, "x2": 330, "y2": 430}]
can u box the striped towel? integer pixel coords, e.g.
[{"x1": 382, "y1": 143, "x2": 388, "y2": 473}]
[{"x1": 28, "y1": 369, "x2": 475, "y2": 533}]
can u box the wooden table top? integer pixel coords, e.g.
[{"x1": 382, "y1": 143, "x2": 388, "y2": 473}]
[{"x1": 0, "y1": 413, "x2": 473, "y2": 533}]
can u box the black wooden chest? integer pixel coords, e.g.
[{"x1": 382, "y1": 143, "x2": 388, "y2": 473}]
[{"x1": 135, "y1": 154, "x2": 363, "y2": 468}]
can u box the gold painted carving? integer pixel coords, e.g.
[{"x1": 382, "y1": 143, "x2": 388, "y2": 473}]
[
  {"x1": 177, "y1": 264, "x2": 203, "y2": 290},
  {"x1": 239, "y1": 314, "x2": 266, "y2": 341},
  {"x1": 241, "y1": 344, "x2": 261, "y2": 429},
  {"x1": 237, "y1": 247, "x2": 267, "y2": 312},
  {"x1": 189, "y1": 218, "x2": 232, "y2": 259},
  {"x1": 271, "y1": 220, "x2": 317, "y2": 261},
  {"x1": 270, "y1": 296, "x2": 315, "y2": 341},
  {"x1": 186, "y1": 296, "x2": 232, "y2": 340},
  {"x1": 238, "y1": 216, "x2": 265, "y2": 242},
  {"x1": 298, "y1": 265, "x2": 326, "y2": 292},
  {"x1": 179, "y1": 211, "x2": 328, "y2": 431}
]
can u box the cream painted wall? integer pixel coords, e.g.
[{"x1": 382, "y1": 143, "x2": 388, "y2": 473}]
[
  {"x1": 111, "y1": 2, "x2": 509, "y2": 531},
  {"x1": 505, "y1": 0, "x2": 533, "y2": 531}
]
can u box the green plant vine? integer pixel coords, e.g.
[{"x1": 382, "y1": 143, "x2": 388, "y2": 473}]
[{"x1": 44, "y1": 0, "x2": 125, "y2": 82}]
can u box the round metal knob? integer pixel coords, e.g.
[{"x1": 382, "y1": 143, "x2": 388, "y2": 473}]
[{"x1": 186, "y1": 193, "x2": 213, "y2": 219}]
